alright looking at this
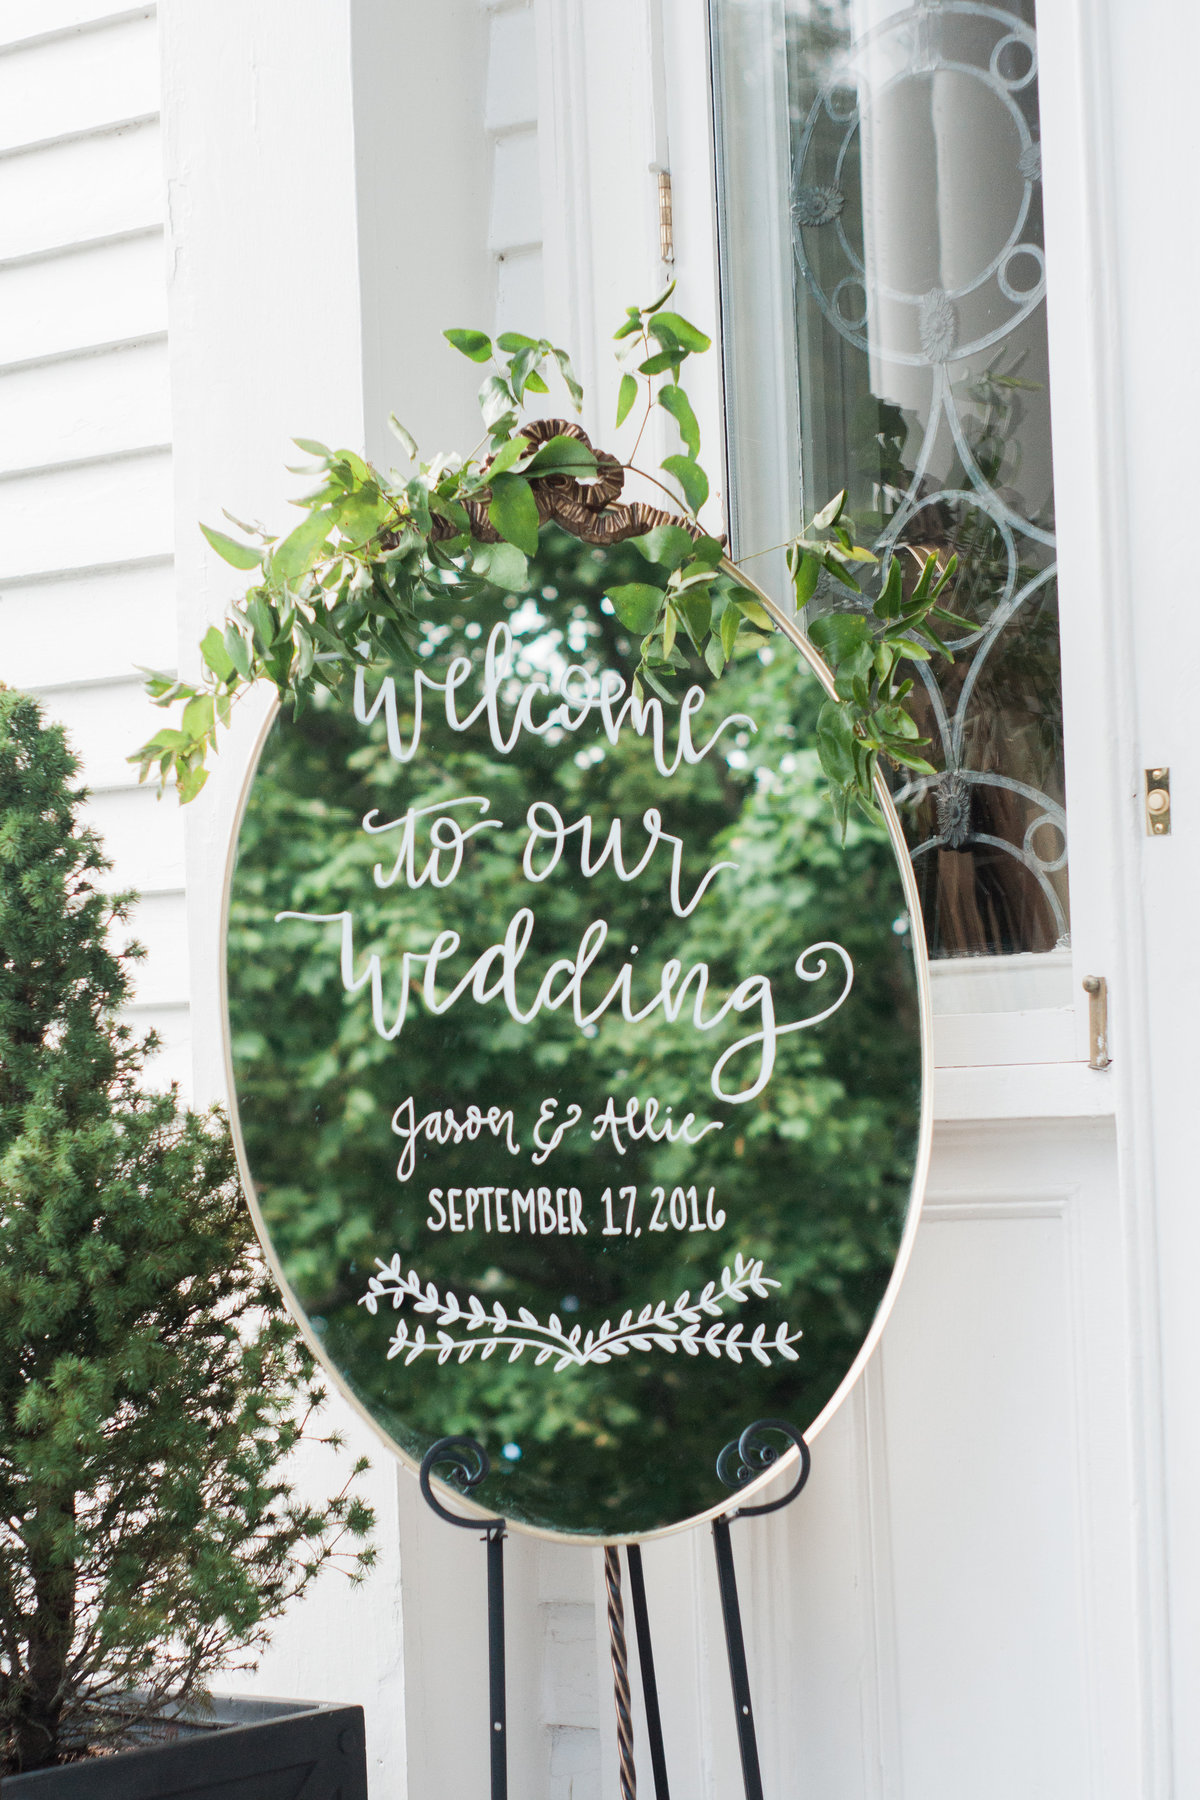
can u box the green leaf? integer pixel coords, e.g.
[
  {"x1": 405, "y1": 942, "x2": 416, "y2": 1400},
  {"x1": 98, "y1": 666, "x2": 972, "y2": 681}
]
[
  {"x1": 244, "y1": 592, "x2": 277, "y2": 652},
  {"x1": 270, "y1": 507, "x2": 334, "y2": 582},
  {"x1": 661, "y1": 454, "x2": 709, "y2": 514},
  {"x1": 608, "y1": 582, "x2": 665, "y2": 633},
  {"x1": 808, "y1": 612, "x2": 871, "y2": 668},
  {"x1": 930, "y1": 604, "x2": 975, "y2": 632},
  {"x1": 292, "y1": 436, "x2": 332, "y2": 458},
  {"x1": 525, "y1": 435, "x2": 596, "y2": 476},
  {"x1": 691, "y1": 534, "x2": 725, "y2": 568},
  {"x1": 200, "y1": 626, "x2": 234, "y2": 681},
  {"x1": 478, "y1": 374, "x2": 517, "y2": 434},
  {"x1": 335, "y1": 488, "x2": 391, "y2": 548},
  {"x1": 822, "y1": 553, "x2": 862, "y2": 590},
  {"x1": 445, "y1": 328, "x2": 493, "y2": 362},
  {"x1": 910, "y1": 551, "x2": 937, "y2": 605},
  {"x1": 200, "y1": 523, "x2": 262, "y2": 570},
  {"x1": 876, "y1": 703, "x2": 922, "y2": 739},
  {"x1": 792, "y1": 551, "x2": 821, "y2": 607},
  {"x1": 930, "y1": 554, "x2": 961, "y2": 599},
  {"x1": 661, "y1": 604, "x2": 678, "y2": 658},
  {"x1": 676, "y1": 588, "x2": 712, "y2": 648},
  {"x1": 638, "y1": 351, "x2": 680, "y2": 377},
  {"x1": 140, "y1": 726, "x2": 191, "y2": 752},
  {"x1": 486, "y1": 434, "x2": 532, "y2": 478},
  {"x1": 176, "y1": 763, "x2": 209, "y2": 803},
  {"x1": 885, "y1": 634, "x2": 933, "y2": 661},
  {"x1": 471, "y1": 539, "x2": 530, "y2": 592},
  {"x1": 658, "y1": 384, "x2": 700, "y2": 457},
  {"x1": 811, "y1": 489, "x2": 847, "y2": 530},
  {"x1": 334, "y1": 449, "x2": 372, "y2": 484},
  {"x1": 874, "y1": 558, "x2": 905, "y2": 620},
  {"x1": 387, "y1": 415, "x2": 418, "y2": 459},
  {"x1": 181, "y1": 694, "x2": 215, "y2": 739},
  {"x1": 651, "y1": 311, "x2": 711, "y2": 353},
  {"x1": 642, "y1": 667, "x2": 679, "y2": 705},
  {"x1": 720, "y1": 602, "x2": 741, "y2": 658},
  {"x1": 508, "y1": 343, "x2": 543, "y2": 400},
  {"x1": 404, "y1": 476, "x2": 433, "y2": 536},
  {"x1": 496, "y1": 332, "x2": 538, "y2": 352},
  {"x1": 429, "y1": 492, "x2": 470, "y2": 534},
  {"x1": 224, "y1": 625, "x2": 253, "y2": 681},
  {"x1": 643, "y1": 281, "x2": 676, "y2": 315},
  {"x1": 616, "y1": 372, "x2": 639, "y2": 427},
  {"x1": 632, "y1": 523, "x2": 696, "y2": 571},
  {"x1": 816, "y1": 699, "x2": 857, "y2": 785},
  {"x1": 487, "y1": 473, "x2": 540, "y2": 556},
  {"x1": 704, "y1": 633, "x2": 726, "y2": 677},
  {"x1": 551, "y1": 347, "x2": 585, "y2": 408},
  {"x1": 885, "y1": 745, "x2": 938, "y2": 773},
  {"x1": 733, "y1": 593, "x2": 774, "y2": 630}
]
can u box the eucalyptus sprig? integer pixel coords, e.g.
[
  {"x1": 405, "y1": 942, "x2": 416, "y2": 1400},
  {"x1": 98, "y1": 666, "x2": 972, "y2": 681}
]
[
  {"x1": 131, "y1": 289, "x2": 965, "y2": 828},
  {"x1": 799, "y1": 492, "x2": 970, "y2": 833},
  {"x1": 132, "y1": 332, "x2": 597, "y2": 799}
]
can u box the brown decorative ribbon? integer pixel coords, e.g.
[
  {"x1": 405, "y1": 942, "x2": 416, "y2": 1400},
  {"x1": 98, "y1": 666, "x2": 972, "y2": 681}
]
[
  {"x1": 605, "y1": 1544, "x2": 637, "y2": 1800},
  {"x1": 429, "y1": 417, "x2": 716, "y2": 549}
]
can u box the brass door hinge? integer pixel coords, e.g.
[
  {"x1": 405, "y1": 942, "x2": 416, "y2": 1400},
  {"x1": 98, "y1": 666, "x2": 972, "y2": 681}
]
[
  {"x1": 1082, "y1": 976, "x2": 1111, "y2": 1070},
  {"x1": 654, "y1": 167, "x2": 674, "y2": 265}
]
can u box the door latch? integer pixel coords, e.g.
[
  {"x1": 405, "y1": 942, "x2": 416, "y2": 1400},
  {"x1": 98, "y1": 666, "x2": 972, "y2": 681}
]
[{"x1": 1146, "y1": 768, "x2": 1171, "y2": 835}]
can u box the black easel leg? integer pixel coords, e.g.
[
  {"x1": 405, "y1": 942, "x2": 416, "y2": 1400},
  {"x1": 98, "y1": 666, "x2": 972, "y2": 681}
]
[
  {"x1": 626, "y1": 1545, "x2": 670, "y2": 1800},
  {"x1": 712, "y1": 1517, "x2": 764, "y2": 1800},
  {"x1": 486, "y1": 1529, "x2": 507, "y2": 1800}
]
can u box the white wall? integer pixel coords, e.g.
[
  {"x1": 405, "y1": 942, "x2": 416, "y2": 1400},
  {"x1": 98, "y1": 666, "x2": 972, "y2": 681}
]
[{"x1": 0, "y1": 3, "x2": 189, "y2": 1088}]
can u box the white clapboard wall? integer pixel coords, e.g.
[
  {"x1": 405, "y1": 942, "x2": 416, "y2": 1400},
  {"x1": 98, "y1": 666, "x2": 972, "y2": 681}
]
[{"x1": 0, "y1": 1, "x2": 188, "y2": 1088}]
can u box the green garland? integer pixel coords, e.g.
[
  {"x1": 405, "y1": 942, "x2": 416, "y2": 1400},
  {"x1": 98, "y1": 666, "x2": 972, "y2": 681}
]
[{"x1": 133, "y1": 284, "x2": 967, "y2": 830}]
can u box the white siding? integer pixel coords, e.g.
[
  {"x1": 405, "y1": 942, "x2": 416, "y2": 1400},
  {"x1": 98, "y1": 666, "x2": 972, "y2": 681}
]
[
  {"x1": 486, "y1": 2, "x2": 546, "y2": 337},
  {"x1": 0, "y1": 4, "x2": 187, "y2": 1088},
  {"x1": 0, "y1": 11, "x2": 159, "y2": 153}
]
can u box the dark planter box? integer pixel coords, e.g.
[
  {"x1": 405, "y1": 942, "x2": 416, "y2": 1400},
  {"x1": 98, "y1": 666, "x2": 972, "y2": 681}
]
[{"x1": 3, "y1": 1696, "x2": 368, "y2": 1799}]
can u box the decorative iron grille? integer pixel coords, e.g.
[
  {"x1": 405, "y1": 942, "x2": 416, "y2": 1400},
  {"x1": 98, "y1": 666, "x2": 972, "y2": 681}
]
[{"x1": 713, "y1": 0, "x2": 1067, "y2": 957}]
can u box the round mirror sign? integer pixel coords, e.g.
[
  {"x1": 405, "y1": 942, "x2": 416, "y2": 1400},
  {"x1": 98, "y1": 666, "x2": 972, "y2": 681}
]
[{"x1": 223, "y1": 523, "x2": 931, "y2": 1540}]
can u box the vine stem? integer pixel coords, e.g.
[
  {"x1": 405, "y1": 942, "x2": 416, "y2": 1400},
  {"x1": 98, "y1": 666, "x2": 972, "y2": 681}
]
[{"x1": 623, "y1": 460, "x2": 701, "y2": 521}]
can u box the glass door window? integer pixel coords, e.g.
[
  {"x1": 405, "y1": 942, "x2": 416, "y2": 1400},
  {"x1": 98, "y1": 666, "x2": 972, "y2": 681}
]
[{"x1": 710, "y1": 0, "x2": 1067, "y2": 959}]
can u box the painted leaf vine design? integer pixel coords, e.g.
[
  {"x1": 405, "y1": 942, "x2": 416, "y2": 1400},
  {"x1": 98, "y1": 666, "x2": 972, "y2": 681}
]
[{"x1": 359, "y1": 1253, "x2": 802, "y2": 1372}]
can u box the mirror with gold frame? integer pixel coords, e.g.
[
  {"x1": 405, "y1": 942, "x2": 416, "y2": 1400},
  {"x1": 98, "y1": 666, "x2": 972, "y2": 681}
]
[{"x1": 222, "y1": 518, "x2": 931, "y2": 1541}]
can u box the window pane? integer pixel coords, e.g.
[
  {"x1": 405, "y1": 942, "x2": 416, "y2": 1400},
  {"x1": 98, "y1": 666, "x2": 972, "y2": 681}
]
[{"x1": 711, "y1": 0, "x2": 1068, "y2": 958}]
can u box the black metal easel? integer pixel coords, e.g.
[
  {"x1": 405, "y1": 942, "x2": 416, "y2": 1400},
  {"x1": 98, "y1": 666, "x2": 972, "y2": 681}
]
[
  {"x1": 418, "y1": 1438, "x2": 509, "y2": 1800},
  {"x1": 418, "y1": 1419, "x2": 811, "y2": 1800}
]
